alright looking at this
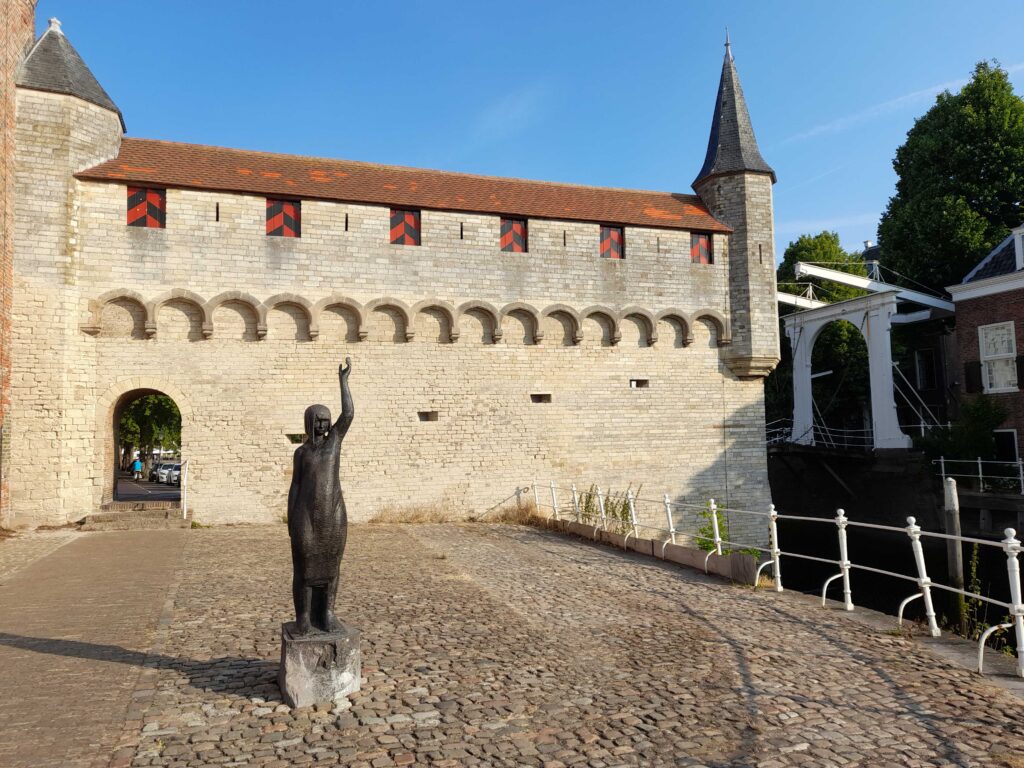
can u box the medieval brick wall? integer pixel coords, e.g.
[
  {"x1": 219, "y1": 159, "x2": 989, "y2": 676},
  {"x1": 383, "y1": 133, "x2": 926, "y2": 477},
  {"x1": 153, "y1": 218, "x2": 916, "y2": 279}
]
[
  {"x1": 7, "y1": 86, "x2": 777, "y2": 546},
  {"x1": 0, "y1": 0, "x2": 38, "y2": 528}
]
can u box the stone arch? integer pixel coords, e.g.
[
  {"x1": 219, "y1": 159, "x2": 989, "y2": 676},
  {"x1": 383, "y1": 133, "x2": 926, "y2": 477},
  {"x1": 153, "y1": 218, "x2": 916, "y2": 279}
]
[
  {"x1": 541, "y1": 304, "x2": 582, "y2": 345},
  {"x1": 364, "y1": 297, "x2": 413, "y2": 342},
  {"x1": 149, "y1": 289, "x2": 208, "y2": 340},
  {"x1": 580, "y1": 305, "x2": 620, "y2": 346},
  {"x1": 456, "y1": 301, "x2": 501, "y2": 343},
  {"x1": 499, "y1": 302, "x2": 542, "y2": 345},
  {"x1": 83, "y1": 289, "x2": 149, "y2": 337},
  {"x1": 411, "y1": 299, "x2": 457, "y2": 342},
  {"x1": 264, "y1": 293, "x2": 315, "y2": 341},
  {"x1": 655, "y1": 309, "x2": 693, "y2": 347},
  {"x1": 96, "y1": 378, "x2": 194, "y2": 506},
  {"x1": 207, "y1": 291, "x2": 266, "y2": 339},
  {"x1": 99, "y1": 296, "x2": 148, "y2": 340},
  {"x1": 618, "y1": 306, "x2": 656, "y2": 346},
  {"x1": 692, "y1": 308, "x2": 731, "y2": 346},
  {"x1": 314, "y1": 296, "x2": 365, "y2": 342}
]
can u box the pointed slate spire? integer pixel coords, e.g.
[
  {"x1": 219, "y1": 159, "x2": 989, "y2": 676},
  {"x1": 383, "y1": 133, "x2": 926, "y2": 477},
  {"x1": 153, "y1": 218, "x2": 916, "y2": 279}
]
[
  {"x1": 693, "y1": 35, "x2": 774, "y2": 189},
  {"x1": 16, "y1": 18, "x2": 125, "y2": 130}
]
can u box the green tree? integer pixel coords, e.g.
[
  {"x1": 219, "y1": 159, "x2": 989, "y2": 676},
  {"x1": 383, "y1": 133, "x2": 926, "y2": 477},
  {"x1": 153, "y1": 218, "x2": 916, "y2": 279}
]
[
  {"x1": 767, "y1": 232, "x2": 869, "y2": 428},
  {"x1": 878, "y1": 61, "x2": 1024, "y2": 292},
  {"x1": 118, "y1": 394, "x2": 181, "y2": 470}
]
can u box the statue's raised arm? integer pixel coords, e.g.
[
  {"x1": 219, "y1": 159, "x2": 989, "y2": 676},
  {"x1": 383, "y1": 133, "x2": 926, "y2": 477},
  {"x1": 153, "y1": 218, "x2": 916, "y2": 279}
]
[{"x1": 334, "y1": 356, "x2": 354, "y2": 438}]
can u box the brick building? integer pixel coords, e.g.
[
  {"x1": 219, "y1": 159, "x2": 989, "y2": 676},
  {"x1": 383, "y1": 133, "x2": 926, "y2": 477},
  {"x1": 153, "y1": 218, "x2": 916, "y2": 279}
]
[
  {"x1": 949, "y1": 224, "x2": 1024, "y2": 460},
  {"x1": 1, "y1": 15, "x2": 780, "y2": 535}
]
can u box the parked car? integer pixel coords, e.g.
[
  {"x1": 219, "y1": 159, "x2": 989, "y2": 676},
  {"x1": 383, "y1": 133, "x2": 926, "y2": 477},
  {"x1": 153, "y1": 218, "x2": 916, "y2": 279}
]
[
  {"x1": 149, "y1": 462, "x2": 173, "y2": 482},
  {"x1": 169, "y1": 464, "x2": 182, "y2": 485},
  {"x1": 157, "y1": 463, "x2": 176, "y2": 484}
]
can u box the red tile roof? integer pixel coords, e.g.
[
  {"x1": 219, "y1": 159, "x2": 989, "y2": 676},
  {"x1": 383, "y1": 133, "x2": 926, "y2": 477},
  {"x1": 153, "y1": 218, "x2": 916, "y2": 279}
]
[{"x1": 76, "y1": 138, "x2": 731, "y2": 233}]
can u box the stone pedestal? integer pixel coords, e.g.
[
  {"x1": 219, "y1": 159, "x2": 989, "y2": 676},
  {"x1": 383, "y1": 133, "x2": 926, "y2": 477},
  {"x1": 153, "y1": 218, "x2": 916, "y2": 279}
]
[{"x1": 278, "y1": 622, "x2": 361, "y2": 708}]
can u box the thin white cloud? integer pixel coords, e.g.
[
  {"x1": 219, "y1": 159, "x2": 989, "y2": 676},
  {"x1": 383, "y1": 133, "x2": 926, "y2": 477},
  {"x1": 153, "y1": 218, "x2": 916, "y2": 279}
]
[
  {"x1": 470, "y1": 85, "x2": 548, "y2": 144},
  {"x1": 775, "y1": 212, "x2": 880, "y2": 237},
  {"x1": 782, "y1": 62, "x2": 1024, "y2": 145}
]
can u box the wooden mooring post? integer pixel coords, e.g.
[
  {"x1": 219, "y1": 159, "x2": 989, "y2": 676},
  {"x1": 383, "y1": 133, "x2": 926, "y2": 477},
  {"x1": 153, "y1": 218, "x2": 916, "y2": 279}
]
[{"x1": 943, "y1": 477, "x2": 966, "y2": 633}]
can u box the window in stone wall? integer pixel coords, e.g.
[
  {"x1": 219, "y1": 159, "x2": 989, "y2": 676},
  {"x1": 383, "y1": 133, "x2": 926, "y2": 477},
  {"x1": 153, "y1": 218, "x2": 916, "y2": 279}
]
[
  {"x1": 600, "y1": 225, "x2": 624, "y2": 259},
  {"x1": 390, "y1": 209, "x2": 421, "y2": 245},
  {"x1": 127, "y1": 187, "x2": 166, "y2": 228},
  {"x1": 500, "y1": 218, "x2": 528, "y2": 252},
  {"x1": 266, "y1": 199, "x2": 301, "y2": 237},
  {"x1": 979, "y1": 321, "x2": 1018, "y2": 393},
  {"x1": 691, "y1": 232, "x2": 713, "y2": 264}
]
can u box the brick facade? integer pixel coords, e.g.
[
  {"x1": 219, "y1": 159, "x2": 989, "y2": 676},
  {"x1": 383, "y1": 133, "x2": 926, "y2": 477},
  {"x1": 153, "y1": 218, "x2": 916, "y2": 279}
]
[
  {"x1": 0, "y1": 0, "x2": 38, "y2": 528},
  {"x1": 5, "y1": 21, "x2": 779, "y2": 544}
]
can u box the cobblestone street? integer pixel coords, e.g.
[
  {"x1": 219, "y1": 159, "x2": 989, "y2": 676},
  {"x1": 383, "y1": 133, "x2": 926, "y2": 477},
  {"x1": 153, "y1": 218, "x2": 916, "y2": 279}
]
[{"x1": 1, "y1": 523, "x2": 1023, "y2": 767}]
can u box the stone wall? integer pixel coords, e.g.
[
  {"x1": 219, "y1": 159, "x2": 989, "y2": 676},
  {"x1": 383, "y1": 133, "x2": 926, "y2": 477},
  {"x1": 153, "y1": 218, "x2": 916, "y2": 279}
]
[
  {"x1": 0, "y1": 0, "x2": 38, "y2": 527},
  {"x1": 8, "y1": 87, "x2": 775, "y2": 545}
]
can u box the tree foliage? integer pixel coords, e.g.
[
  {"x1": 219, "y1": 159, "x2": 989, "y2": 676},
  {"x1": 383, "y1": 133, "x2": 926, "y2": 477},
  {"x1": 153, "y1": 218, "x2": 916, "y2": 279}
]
[
  {"x1": 878, "y1": 61, "x2": 1024, "y2": 292},
  {"x1": 915, "y1": 395, "x2": 1008, "y2": 460},
  {"x1": 118, "y1": 394, "x2": 181, "y2": 468}
]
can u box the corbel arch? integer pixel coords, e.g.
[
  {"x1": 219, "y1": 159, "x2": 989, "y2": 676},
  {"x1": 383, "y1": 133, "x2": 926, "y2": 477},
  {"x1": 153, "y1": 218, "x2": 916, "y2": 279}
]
[
  {"x1": 147, "y1": 289, "x2": 210, "y2": 339},
  {"x1": 455, "y1": 300, "x2": 502, "y2": 343},
  {"x1": 363, "y1": 297, "x2": 414, "y2": 342},
  {"x1": 693, "y1": 308, "x2": 731, "y2": 346},
  {"x1": 83, "y1": 289, "x2": 149, "y2": 335},
  {"x1": 580, "y1": 305, "x2": 621, "y2": 345},
  {"x1": 618, "y1": 306, "x2": 657, "y2": 346},
  {"x1": 263, "y1": 293, "x2": 316, "y2": 340},
  {"x1": 655, "y1": 309, "x2": 694, "y2": 346},
  {"x1": 411, "y1": 299, "x2": 458, "y2": 342},
  {"x1": 313, "y1": 295, "x2": 366, "y2": 341},
  {"x1": 499, "y1": 302, "x2": 543, "y2": 344},
  {"x1": 206, "y1": 291, "x2": 266, "y2": 339},
  {"x1": 541, "y1": 303, "x2": 583, "y2": 345}
]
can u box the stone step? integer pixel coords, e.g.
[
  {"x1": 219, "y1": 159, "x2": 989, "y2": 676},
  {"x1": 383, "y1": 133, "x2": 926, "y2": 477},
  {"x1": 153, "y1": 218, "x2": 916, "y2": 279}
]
[{"x1": 79, "y1": 505, "x2": 190, "y2": 531}]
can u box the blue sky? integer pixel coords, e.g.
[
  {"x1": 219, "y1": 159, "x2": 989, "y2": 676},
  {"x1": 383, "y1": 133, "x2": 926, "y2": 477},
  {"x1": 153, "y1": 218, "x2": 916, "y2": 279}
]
[{"x1": 36, "y1": 1, "x2": 1024, "y2": 260}]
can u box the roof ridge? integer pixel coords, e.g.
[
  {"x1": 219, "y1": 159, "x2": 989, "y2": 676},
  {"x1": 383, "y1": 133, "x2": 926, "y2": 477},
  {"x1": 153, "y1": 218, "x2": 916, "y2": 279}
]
[{"x1": 121, "y1": 137, "x2": 700, "y2": 200}]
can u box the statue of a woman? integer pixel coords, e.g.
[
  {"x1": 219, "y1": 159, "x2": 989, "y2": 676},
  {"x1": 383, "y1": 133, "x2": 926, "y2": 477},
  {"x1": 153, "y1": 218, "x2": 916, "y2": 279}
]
[{"x1": 287, "y1": 356, "x2": 354, "y2": 635}]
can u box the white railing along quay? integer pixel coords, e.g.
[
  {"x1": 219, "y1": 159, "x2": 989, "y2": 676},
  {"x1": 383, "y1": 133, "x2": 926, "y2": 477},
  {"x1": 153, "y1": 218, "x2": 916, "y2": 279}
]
[
  {"x1": 935, "y1": 457, "x2": 1024, "y2": 495},
  {"x1": 528, "y1": 480, "x2": 1024, "y2": 678}
]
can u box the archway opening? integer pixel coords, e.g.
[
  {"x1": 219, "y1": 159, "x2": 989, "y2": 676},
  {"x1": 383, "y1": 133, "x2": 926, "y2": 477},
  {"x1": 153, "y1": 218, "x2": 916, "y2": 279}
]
[
  {"x1": 809, "y1": 319, "x2": 871, "y2": 449},
  {"x1": 113, "y1": 389, "x2": 182, "y2": 502}
]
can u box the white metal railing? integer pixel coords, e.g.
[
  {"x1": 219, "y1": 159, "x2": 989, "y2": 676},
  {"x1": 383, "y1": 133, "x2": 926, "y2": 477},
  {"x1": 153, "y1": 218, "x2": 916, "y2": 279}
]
[
  {"x1": 181, "y1": 459, "x2": 190, "y2": 520},
  {"x1": 935, "y1": 457, "x2": 1024, "y2": 495},
  {"x1": 767, "y1": 420, "x2": 944, "y2": 450},
  {"x1": 527, "y1": 479, "x2": 1024, "y2": 678}
]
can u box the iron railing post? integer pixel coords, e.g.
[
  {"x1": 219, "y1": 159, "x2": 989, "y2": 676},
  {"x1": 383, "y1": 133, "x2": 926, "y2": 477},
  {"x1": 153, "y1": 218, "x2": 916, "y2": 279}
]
[
  {"x1": 769, "y1": 504, "x2": 783, "y2": 592},
  {"x1": 532, "y1": 480, "x2": 540, "y2": 516},
  {"x1": 939, "y1": 456, "x2": 946, "y2": 484},
  {"x1": 550, "y1": 481, "x2": 559, "y2": 521},
  {"x1": 571, "y1": 483, "x2": 581, "y2": 522},
  {"x1": 1001, "y1": 527, "x2": 1024, "y2": 677},
  {"x1": 181, "y1": 459, "x2": 189, "y2": 520},
  {"x1": 627, "y1": 490, "x2": 639, "y2": 538},
  {"x1": 835, "y1": 508, "x2": 853, "y2": 611},
  {"x1": 906, "y1": 516, "x2": 941, "y2": 637},
  {"x1": 1018, "y1": 461, "x2": 1023, "y2": 496},
  {"x1": 663, "y1": 494, "x2": 676, "y2": 545},
  {"x1": 596, "y1": 486, "x2": 608, "y2": 531},
  {"x1": 709, "y1": 499, "x2": 723, "y2": 555},
  {"x1": 977, "y1": 457, "x2": 984, "y2": 490}
]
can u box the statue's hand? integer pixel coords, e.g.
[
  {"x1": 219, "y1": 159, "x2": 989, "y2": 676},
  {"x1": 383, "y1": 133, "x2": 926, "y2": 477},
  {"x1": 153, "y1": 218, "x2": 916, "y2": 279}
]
[{"x1": 340, "y1": 356, "x2": 352, "y2": 378}]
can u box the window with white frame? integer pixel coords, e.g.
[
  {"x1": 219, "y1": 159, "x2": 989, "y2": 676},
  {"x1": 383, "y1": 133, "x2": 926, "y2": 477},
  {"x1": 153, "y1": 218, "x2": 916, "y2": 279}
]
[{"x1": 979, "y1": 321, "x2": 1018, "y2": 392}]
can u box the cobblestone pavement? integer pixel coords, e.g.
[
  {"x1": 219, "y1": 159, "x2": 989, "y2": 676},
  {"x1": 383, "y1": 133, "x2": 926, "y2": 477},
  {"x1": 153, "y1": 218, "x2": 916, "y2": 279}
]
[
  {"x1": 0, "y1": 530, "x2": 186, "y2": 768},
  {"x1": 3, "y1": 524, "x2": 1024, "y2": 767},
  {"x1": 0, "y1": 528, "x2": 79, "y2": 581}
]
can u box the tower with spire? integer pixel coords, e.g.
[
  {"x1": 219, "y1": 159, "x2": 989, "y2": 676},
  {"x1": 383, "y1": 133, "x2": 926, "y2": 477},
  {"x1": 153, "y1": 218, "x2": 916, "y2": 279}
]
[{"x1": 694, "y1": 35, "x2": 779, "y2": 379}]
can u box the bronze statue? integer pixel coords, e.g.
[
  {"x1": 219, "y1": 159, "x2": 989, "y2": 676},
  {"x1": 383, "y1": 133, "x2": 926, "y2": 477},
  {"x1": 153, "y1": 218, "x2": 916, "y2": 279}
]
[{"x1": 287, "y1": 356, "x2": 354, "y2": 635}]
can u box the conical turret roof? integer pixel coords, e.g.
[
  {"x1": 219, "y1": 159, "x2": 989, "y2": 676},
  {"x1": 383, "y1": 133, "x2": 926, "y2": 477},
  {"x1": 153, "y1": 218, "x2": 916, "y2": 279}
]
[
  {"x1": 16, "y1": 18, "x2": 124, "y2": 130},
  {"x1": 693, "y1": 38, "x2": 774, "y2": 189}
]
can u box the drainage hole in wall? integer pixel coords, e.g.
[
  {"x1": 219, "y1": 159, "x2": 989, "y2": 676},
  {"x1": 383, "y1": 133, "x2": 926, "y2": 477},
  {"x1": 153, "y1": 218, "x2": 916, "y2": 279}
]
[
  {"x1": 629, "y1": 379, "x2": 650, "y2": 389},
  {"x1": 418, "y1": 411, "x2": 439, "y2": 422},
  {"x1": 530, "y1": 393, "x2": 552, "y2": 403}
]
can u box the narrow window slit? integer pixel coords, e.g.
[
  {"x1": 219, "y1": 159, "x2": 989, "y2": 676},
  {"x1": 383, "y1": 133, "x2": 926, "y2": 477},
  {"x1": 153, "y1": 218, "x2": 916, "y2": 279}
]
[
  {"x1": 530, "y1": 393, "x2": 552, "y2": 403},
  {"x1": 629, "y1": 379, "x2": 650, "y2": 389},
  {"x1": 418, "y1": 411, "x2": 439, "y2": 422}
]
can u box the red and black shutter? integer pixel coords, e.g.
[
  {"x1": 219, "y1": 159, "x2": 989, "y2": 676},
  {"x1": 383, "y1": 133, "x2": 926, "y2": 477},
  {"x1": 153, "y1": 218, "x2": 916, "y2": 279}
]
[
  {"x1": 127, "y1": 187, "x2": 166, "y2": 228},
  {"x1": 691, "y1": 233, "x2": 712, "y2": 264},
  {"x1": 964, "y1": 361, "x2": 983, "y2": 393},
  {"x1": 266, "y1": 199, "x2": 301, "y2": 237},
  {"x1": 600, "y1": 226, "x2": 624, "y2": 259},
  {"x1": 390, "y1": 209, "x2": 421, "y2": 245},
  {"x1": 500, "y1": 218, "x2": 527, "y2": 252}
]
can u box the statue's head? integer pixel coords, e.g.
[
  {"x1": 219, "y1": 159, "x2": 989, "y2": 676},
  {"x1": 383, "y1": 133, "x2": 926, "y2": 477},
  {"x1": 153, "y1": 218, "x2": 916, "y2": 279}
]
[{"x1": 304, "y1": 404, "x2": 331, "y2": 444}]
